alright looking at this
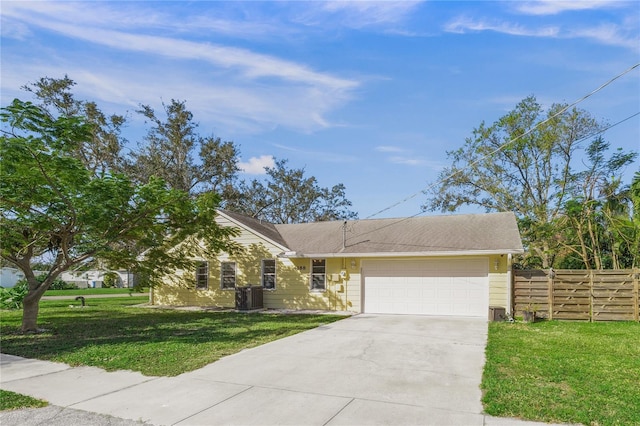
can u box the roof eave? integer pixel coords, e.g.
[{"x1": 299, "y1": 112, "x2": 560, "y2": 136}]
[{"x1": 278, "y1": 249, "x2": 525, "y2": 258}]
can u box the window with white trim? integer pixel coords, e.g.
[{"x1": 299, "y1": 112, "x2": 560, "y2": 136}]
[
  {"x1": 221, "y1": 262, "x2": 236, "y2": 289},
  {"x1": 311, "y1": 259, "x2": 326, "y2": 291},
  {"x1": 195, "y1": 261, "x2": 208, "y2": 290},
  {"x1": 262, "y1": 259, "x2": 276, "y2": 290}
]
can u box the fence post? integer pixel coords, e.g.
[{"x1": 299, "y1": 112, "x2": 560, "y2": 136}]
[
  {"x1": 547, "y1": 268, "x2": 554, "y2": 320},
  {"x1": 634, "y1": 268, "x2": 639, "y2": 322},
  {"x1": 589, "y1": 270, "x2": 594, "y2": 323}
]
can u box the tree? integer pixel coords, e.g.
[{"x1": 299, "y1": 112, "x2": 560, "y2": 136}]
[
  {"x1": 627, "y1": 171, "x2": 640, "y2": 267},
  {"x1": 22, "y1": 75, "x2": 127, "y2": 176},
  {"x1": 557, "y1": 138, "x2": 637, "y2": 269},
  {"x1": 424, "y1": 95, "x2": 636, "y2": 268},
  {"x1": 130, "y1": 99, "x2": 241, "y2": 202},
  {"x1": 228, "y1": 159, "x2": 358, "y2": 224},
  {"x1": 0, "y1": 99, "x2": 237, "y2": 332}
]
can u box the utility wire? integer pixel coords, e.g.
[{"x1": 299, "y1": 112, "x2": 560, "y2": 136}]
[
  {"x1": 352, "y1": 108, "x2": 640, "y2": 242},
  {"x1": 364, "y1": 62, "x2": 640, "y2": 220},
  {"x1": 350, "y1": 64, "x2": 640, "y2": 242}
]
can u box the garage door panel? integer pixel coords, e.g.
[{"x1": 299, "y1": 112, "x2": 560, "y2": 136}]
[{"x1": 363, "y1": 259, "x2": 488, "y2": 317}]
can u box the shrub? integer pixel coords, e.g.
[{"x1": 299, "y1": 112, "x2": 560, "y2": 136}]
[
  {"x1": 48, "y1": 278, "x2": 78, "y2": 290},
  {"x1": 31, "y1": 273, "x2": 77, "y2": 290},
  {"x1": 102, "y1": 272, "x2": 121, "y2": 288},
  {"x1": 0, "y1": 282, "x2": 28, "y2": 310}
]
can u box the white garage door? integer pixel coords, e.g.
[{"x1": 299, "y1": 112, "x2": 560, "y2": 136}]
[{"x1": 363, "y1": 258, "x2": 489, "y2": 317}]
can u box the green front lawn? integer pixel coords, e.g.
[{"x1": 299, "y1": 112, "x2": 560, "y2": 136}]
[
  {"x1": 0, "y1": 390, "x2": 48, "y2": 411},
  {"x1": 1, "y1": 298, "x2": 346, "y2": 377},
  {"x1": 482, "y1": 320, "x2": 640, "y2": 426},
  {"x1": 44, "y1": 288, "x2": 147, "y2": 296}
]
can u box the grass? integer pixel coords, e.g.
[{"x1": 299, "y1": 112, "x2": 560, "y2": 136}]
[
  {"x1": 0, "y1": 297, "x2": 347, "y2": 377},
  {"x1": 482, "y1": 320, "x2": 640, "y2": 426},
  {"x1": 0, "y1": 390, "x2": 48, "y2": 411},
  {"x1": 44, "y1": 288, "x2": 147, "y2": 296}
]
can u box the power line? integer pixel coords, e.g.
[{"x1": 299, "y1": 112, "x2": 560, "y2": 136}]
[
  {"x1": 364, "y1": 62, "x2": 640, "y2": 220},
  {"x1": 349, "y1": 111, "x2": 640, "y2": 243},
  {"x1": 352, "y1": 109, "x2": 640, "y2": 241}
]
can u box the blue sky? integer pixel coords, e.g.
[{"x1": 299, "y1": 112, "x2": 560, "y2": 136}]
[{"x1": 2, "y1": 1, "x2": 639, "y2": 219}]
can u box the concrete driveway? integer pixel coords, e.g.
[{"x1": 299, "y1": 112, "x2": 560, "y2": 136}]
[{"x1": 1, "y1": 314, "x2": 548, "y2": 425}]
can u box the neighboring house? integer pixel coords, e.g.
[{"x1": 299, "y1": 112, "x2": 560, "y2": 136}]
[
  {"x1": 0, "y1": 267, "x2": 24, "y2": 288},
  {"x1": 0, "y1": 268, "x2": 47, "y2": 288},
  {"x1": 152, "y1": 210, "x2": 524, "y2": 318},
  {"x1": 59, "y1": 270, "x2": 134, "y2": 288},
  {"x1": 0, "y1": 267, "x2": 133, "y2": 289}
]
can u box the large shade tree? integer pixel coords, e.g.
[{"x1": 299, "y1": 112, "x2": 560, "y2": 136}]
[
  {"x1": 0, "y1": 99, "x2": 237, "y2": 332},
  {"x1": 425, "y1": 95, "x2": 637, "y2": 268},
  {"x1": 130, "y1": 99, "x2": 241, "y2": 202},
  {"x1": 22, "y1": 75, "x2": 127, "y2": 176},
  {"x1": 228, "y1": 159, "x2": 358, "y2": 224}
]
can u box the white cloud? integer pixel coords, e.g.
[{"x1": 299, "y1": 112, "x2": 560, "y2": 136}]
[
  {"x1": 2, "y1": 1, "x2": 296, "y2": 41},
  {"x1": 444, "y1": 17, "x2": 559, "y2": 37},
  {"x1": 375, "y1": 146, "x2": 405, "y2": 153},
  {"x1": 238, "y1": 155, "x2": 275, "y2": 174},
  {"x1": 569, "y1": 23, "x2": 639, "y2": 50},
  {"x1": 1, "y1": 1, "x2": 361, "y2": 135},
  {"x1": 0, "y1": 18, "x2": 31, "y2": 40},
  {"x1": 390, "y1": 156, "x2": 424, "y2": 166},
  {"x1": 319, "y1": 1, "x2": 423, "y2": 28},
  {"x1": 388, "y1": 156, "x2": 444, "y2": 170},
  {"x1": 18, "y1": 17, "x2": 356, "y2": 90},
  {"x1": 289, "y1": 0, "x2": 423, "y2": 33},
  {"x1": 444, "y1": 15, "x2": 638, "y2": 50},
  {"x1": 272, "y1": 143, "x2": 358, "y2": 163},
  {"x1": 514, "y1": 1, "x2": 621, "y2": 16}
]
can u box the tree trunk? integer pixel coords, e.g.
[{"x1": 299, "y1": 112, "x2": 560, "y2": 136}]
[
  {"x1": 21, "y1": 291, "x2": 42, "y2": 333},
  {"x1": 21, "y1": 275, "x2": 51, "y2": 333},
  {"x1": 572, "y1": 218, "x2": 591, "y2": 269}
]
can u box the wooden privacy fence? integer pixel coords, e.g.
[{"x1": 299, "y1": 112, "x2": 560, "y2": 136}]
[{"x1": 513, "y1": 269, "x2": 640, "y2": 322}]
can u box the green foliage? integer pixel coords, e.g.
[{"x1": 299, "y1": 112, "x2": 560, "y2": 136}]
[
  {"x1": 0, "y1": 274, "x2": 74, "y2": 309},
  {"x1": 129, "y1": 99, "x2": 241, "y2": 199},
  {"x1": 229, "y1": 158, "x2": 358, "y2": 223},
  {"x1": 0, "y1": 282, "x2": 28, "y2": 310},
  {"x1": 22, "y1": 75, "x2": 126, "y2": 176},
  {"x1": 426, "y1": 95, "x2": 638, "y2": 268},
  {"x1": 0, "y1": 98, "x2": 238, "y2": 331},
  {"x1": 0, "y1": 298, "x2": 347, "y2": 377},
  {"x1": 556, "y1": 138, "x2": 638, "y2": 269},
  {"x1": 47, "y1": 278, "x2": 77, "y2": 291},
  {"x1": 0, "y1": 389, "x2": 48, "y2": 411},
  {"x1": 101, "y1": 272, "x2": 120, "y2": 288},
  {"x1": 44, "y1": 288, "x2": 144, "y2": 296},
  {"x1": 483, "y1": 321, "x2": 640, "y2": 426}
]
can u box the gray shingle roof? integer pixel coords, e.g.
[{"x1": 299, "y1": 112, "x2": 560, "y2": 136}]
[{"x1": 222, "y1": 211, "x2": 523, "y2": 257}]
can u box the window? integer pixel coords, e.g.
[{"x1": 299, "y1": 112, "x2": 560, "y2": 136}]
[
  {"x1": 262, "y1": 259, "x2": 276, "y2": 290},
  {"x1": 311, "y1": 259, "x2": 326, "y2": 291},
  {"x1": 221, "y1": 262, "x2": 236, "y2": 289},
  {"x1": 195, "y1": 261, "x2": 208, "y2": 290}
]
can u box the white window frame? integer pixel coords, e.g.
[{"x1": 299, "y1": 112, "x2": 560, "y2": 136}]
[
  {"x1": 261, "y1": 259, "x2": 276, "y2": 290},
  {"x1": 221, "y1": 261, "x2": 236, "y2": 290},
  {"x1": 195, "y1": 261, "x2": 208, "y2": 290},
  {"x1": 310, "y1": 259, "x2": 326, "y2": 292}
]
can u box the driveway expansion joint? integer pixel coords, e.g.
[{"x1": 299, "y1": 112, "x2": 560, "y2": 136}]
[
  {"x1": 66, "y1": 377, "x2": 161, "y2": 409},
  {"x1": 171, "y1": 385, "x2": 254, "y2": 426}
]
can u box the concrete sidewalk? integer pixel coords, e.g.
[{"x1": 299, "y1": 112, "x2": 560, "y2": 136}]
[{"x1": 1, "y1": 315, "x2": 566, "y2": 426}]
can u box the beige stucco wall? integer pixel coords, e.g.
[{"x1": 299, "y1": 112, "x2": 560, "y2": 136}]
[{"x1": 153, "y1": 216, "x2": 511, "y2": 313}]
